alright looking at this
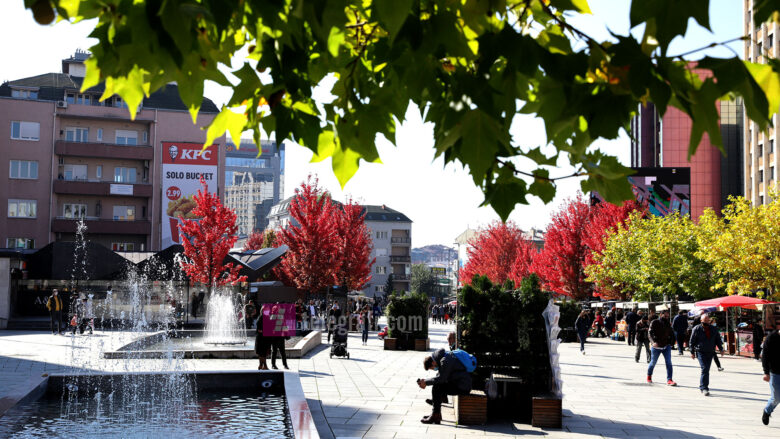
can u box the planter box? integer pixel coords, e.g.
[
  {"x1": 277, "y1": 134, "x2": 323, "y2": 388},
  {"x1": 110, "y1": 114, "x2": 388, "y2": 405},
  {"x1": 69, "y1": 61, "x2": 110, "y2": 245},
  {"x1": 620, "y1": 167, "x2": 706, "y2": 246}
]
[
  {"x1": 384, "y1": 338, "x2": 397, "y2": 351},
  {"x1": 532, "y1": 393, "x2": 562, "y2": 428},
  {"x1": 414, "y1": 338, "x2": 430, "y2": 351},
  {"x1": 455, "y1": 390, "x2": 487, "y2": 425}
]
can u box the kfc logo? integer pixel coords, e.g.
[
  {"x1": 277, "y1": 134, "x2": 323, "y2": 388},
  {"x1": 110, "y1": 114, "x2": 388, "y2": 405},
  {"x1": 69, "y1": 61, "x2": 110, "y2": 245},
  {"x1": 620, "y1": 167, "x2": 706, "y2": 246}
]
[{"x1": 168, "y1": 144, "x2": 178, "y2": 161}]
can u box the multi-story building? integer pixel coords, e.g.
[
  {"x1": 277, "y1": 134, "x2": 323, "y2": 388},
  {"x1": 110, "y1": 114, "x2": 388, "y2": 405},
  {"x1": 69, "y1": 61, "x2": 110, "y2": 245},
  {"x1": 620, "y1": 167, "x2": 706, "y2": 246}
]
[
  {"x1": 0, "y1": 50, "x2": 223, "y2": 251},
  {"x1": 629, "y1": 97, "x2": 744, "y2": 219},
  {"x1": 225, "y1": 140, "x2": 285, "y2": 236},
  {"x1": 744, "y1": 1, "x2": 778, "y2": 205},
  {"x1": 267, "y1": 200, "x2": 412, "y2": 296}
]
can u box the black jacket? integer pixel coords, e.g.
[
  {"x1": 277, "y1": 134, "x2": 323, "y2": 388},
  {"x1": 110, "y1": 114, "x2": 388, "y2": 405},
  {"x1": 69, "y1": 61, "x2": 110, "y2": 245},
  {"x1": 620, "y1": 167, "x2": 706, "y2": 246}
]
[
  {"x1": 575, "y1": 316, "x2": 590, "y2": 334},
  {"x1": 636, "y1": 320, "x2": 650, "y2": 342},
  {"x1": 763, "y1": 330, "x2": 780, "y2": 375},
  {"x1": 689, "y1": 323, "x2": 724, "y2": 354},
  {"x1": 649, "y1": 317, "x2": 673, "y2": 347},
  {"x1": 625, "y1": 312, "x2": 640, "y2": 328},
  {"x1": 672, "y1": 315, "x2": 689, "y2": 334},
  {"x1": 424, "y1": 348, "x2": 472, "y2": 392},
  {"x1": 604, "y1": 315, "x2": 616, "y2": 330}
]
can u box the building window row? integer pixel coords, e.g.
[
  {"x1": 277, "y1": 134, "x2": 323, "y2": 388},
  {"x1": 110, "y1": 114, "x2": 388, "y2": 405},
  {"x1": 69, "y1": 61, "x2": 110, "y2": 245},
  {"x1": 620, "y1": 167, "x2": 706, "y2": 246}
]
[
  {"x1": 114, "y1": 167, "x2": 137, "y2": 183},
  {"x1": 375, "y1": 265, "x2": 387, "y2": 274},
  {"x1": 111, "y1": 242, "x2": 135, "y2": 251},
  {"x1": 65, "y1": 93, "x2": 130, "y2": 109},
  {"x1": 375, "y1": 231, "x2": 388, "y2": 239},
  {"x1": 63, "y1": 203, "x2": 87, "y2": 219},
  {"x1": 8, "y1": 199, "x2": 37, "y2": 218},
  {"x1": 11, "y1": 89, "x2": 38, "y2": 100},
  {"x1": 374, "y1": 285, "x2": 385, "y2": 292},
  {"x1": 9, "y1": 160, "x2": 38, "y2": 179},
  {"x1": 10, "y1": 121, "x2": 40, "y2": 141},
  {"x1": 63, "y1": 127, "x2": 145, "y2": 145},
  {"x1": 6, "y1": 238, "x2": 35, "y2": 249}
]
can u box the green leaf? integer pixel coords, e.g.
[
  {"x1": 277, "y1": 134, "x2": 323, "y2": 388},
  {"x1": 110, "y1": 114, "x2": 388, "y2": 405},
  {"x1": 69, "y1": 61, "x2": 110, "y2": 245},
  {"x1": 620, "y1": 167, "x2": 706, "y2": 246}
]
[
  {"x1": 753, "y1": 0, "x2": 780, "y2": 26},
  {"x1": 529, "y1": 177, "x2": 556, "y2": 203},
  {"x1": 374, "y1": 0, "x2": 414, "y2": 42},
  {"x1": 482, "y1": 167, "x2": 529, "y2": 222},
  {"x1": 745, "y1": 60, "x2": 780, "y2": 121},
  {"x1": 327, "y1": 26, "x2": 345, "y2": 57},
  {"x1": 459, "y1": 110, "x2": 509, "y2": 184},
  {"x1": 550, "y1": 0, "x2": 592, "y2": 14},
  {"x1": 523, "y1": 147, "x2": 558, "y2": 166},
  {"x1": 205, "y1": 107, "x2": 247, "y2": 148},
  {"x1": 80, "y1": 57, "x2": 101, "y2": 92},
  {"x1": 311, "y1": 129, "x2": 336, "y2": 162}
]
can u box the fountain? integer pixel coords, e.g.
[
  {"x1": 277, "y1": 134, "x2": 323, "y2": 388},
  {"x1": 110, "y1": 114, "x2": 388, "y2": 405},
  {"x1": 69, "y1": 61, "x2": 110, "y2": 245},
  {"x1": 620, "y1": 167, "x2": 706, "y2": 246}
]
[{"x1": 203, "y1": 289, "x2": 247, "y2": 345}]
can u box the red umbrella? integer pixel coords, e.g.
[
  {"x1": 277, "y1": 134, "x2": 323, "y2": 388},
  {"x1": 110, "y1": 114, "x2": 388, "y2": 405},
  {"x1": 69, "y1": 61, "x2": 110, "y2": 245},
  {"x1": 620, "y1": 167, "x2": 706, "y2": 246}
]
[
  {"x1": 694, "y1": 295, "x2": 776, "y2": 309},
  {"x1": 447, "y1": 300, "x2": 457, "y2": 306}
]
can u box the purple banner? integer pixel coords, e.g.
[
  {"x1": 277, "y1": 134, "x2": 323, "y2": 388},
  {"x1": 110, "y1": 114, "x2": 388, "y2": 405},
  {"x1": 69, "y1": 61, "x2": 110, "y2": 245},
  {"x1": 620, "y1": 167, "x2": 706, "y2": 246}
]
[{"x1": 262, "y1": 303, "x2": 296, "y2": 336}]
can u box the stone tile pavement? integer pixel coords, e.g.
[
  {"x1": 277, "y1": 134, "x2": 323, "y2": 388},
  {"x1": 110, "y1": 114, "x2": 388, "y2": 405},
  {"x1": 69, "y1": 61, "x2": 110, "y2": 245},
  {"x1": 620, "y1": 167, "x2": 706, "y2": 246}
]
[{"x1": 0, "y1": 322, "x2": 778, "y2": 438}]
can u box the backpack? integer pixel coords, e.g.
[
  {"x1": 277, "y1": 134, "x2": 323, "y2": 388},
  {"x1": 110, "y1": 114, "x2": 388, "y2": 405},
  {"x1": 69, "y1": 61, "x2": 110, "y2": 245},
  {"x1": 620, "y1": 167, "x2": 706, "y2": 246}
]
[{"x1": 450, "y1": 349, "x2": 477, "y2": 373}]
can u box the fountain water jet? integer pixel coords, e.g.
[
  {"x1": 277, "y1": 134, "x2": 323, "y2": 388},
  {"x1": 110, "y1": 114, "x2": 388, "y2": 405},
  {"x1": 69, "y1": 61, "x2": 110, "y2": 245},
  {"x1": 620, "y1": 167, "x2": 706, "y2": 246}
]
[{"x1": 203, "y1": 289, "x2": 247, "y2": 345}]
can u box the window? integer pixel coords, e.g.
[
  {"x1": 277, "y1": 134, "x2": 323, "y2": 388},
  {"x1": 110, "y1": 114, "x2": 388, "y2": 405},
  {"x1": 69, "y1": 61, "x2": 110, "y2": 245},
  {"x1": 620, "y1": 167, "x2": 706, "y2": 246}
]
[
  {"x1": 6, "y1": 238, "x2": 34, "y2": 249},
  {"x1": 760, "y1": 195, "x2": 765, "y2": 205},
  {"x1": 770, "y1": 34, "x2": 775, "y2": 49},
  {"x1": 111, "y1": 243, "x2": 135, "y2": 251},
  {"x1": 114, "y1": 167, "x2": 137, "y2": 183},
  {"x1": 9, "y1": 160, "x2": 38, "y2": 179},
  {"x1": 142, "y1": 131, "x2": 148, "y2": 144},
  {"x1": 112, "y1": 96, "x2": 128, "y2": 108},
  {"x1": 758, "y1": 42, "x2": 763, "y2": 56},
  {"x1": 771, "y1": 139, "x2": 775, "y2": 154},
  {"x1": 11, "y1": 89, "x2": 37, "y2": 99},
  {"x1": 772, "y1": 166, "x2": 776, "y2": 182},
  {"x1": 65, "y1": 93, "x2": 92, "y2": 105},
  {"x1": 96, "y1": 165, "x2": 102, "y2": 179},
  {"x1": 115, "y1": 130, "x2": 138, "y2": 145},
  {"x1": 63, "y1": 203, "x2": 87, "y2": 219},
  {"x1": 375, "y1": 248, "x2": 387, "y2": 257},
  {"x1": 375, "y1": 231, "x2": 388, "y2": 239},
  {"x1": 760, "y1": 170, "x2": 764, "y2": 182},
  {"x1": 63, "y1": 164, "x2": 87, "y2": 181},
  {"x1": 65, "y1": 127, "x2": 89, "y2": 142},
  {"x1": 10, "y1": 121, "x2": 40, "y2": 141},
  {"x1": 97, "y1": 128, "x2": 103, "y2": 142},
  {"x1": 8, "y1": 199, "x2": 37, "y2": 218},
  {"x1": 374, "y1": 285, "x2": 385, "y2": 292},
  {"x1": 759, "y1": 144, "x2": 764, "y2": 156},
  {"x1": 376, "y1": 265, "x2": 387, "y2": 274},
  {"x1": 112, "y1": 206, "x2": 135, "y2": 221}
]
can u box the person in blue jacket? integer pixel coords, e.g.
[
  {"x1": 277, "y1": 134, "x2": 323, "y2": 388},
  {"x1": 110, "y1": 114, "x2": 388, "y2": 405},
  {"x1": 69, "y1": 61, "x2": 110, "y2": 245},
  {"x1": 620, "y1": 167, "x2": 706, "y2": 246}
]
[
  {"x1": 689, "y1": 312, "x2": 724, "y2": 396},
  {"x1": 672, "y1": 310, "x2": 690, "y2": 355}
]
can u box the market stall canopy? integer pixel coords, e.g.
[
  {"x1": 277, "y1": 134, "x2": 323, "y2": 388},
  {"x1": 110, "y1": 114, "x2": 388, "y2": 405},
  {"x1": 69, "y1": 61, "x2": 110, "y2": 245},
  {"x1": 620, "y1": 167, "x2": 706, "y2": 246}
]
[
  {"x1": 694, "y1": 295, "x2": 777, "y2": 310},
  {"x1": 678, "y1": 302, "x2": 696, "y2": 310},
  {"x1": 447, "y1": 300, "x2": 457, "y2": 306}
]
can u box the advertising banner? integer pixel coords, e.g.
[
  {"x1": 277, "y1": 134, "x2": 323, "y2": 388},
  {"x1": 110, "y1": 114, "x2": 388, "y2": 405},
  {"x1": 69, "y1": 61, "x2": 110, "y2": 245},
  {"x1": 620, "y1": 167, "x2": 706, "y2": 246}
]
[
  {"x1": 161, "y1": 142, "x2": 218, "y2": 249},
  {"x1": 262, "y1": 303, "x2": 296, "y2": 336}
]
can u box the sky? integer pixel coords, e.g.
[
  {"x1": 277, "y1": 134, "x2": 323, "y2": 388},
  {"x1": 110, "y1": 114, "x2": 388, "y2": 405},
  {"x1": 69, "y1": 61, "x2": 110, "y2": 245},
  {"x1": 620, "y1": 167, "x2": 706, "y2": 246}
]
[{"x1": 0, "y1": 1, "x2": 744, "y2": 247}]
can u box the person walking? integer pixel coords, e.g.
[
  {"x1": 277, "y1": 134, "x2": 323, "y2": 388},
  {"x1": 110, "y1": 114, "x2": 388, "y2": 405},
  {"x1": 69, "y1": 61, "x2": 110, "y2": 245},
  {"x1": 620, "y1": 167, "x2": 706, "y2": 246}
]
[
  {"x1": 255, "y1": 304, "x2": 271, "y2": 370},
  {"x1": 689, "y1": 312, "x2": 724, "y2": 396},
  {"x1": 361, "y1": 305, "x2": 370, "y2": 345},
  {"x1": 755, "y1": 320, "x2": 765, "y2": 361},
  {"x1": 762, "y1": 327, "x2": 780, "y2": 425},
  {"x1": 635, "y1": 315, "x2": 651, "y2": 363},
  {"x1": 575, "y1": 310, "x2": 590, "y2": 354},
  {"x1": 672, "y1": 310, "x2": 689, "y2": 355},
  {"x1": 594, "y1": 312, "x2": 606, "y2": 338},
  {"x1": 625, "y1": 309, "x2": 640, "y2": 346},
  {"x1": 46, "y1": 289, "x2": 63, "y2": 335},
  {"x1": 604, "y1": 311, "x2": 616, "y2": 340},
  {"x1": 647, "y1": 310, "x2": 677, "y2": 386}
]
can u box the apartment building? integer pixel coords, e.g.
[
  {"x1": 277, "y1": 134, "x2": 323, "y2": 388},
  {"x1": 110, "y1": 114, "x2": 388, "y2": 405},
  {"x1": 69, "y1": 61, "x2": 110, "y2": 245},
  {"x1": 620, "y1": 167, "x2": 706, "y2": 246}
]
[
  {"x1": 0, "y1": 50, "x2": 223, "y2": 251},
  {"x1": 224, "y1": 139, "x2": 285, "y2": 236},
  {"x1": 744, "y1": 1, "x2": 778, "y2": 204}
]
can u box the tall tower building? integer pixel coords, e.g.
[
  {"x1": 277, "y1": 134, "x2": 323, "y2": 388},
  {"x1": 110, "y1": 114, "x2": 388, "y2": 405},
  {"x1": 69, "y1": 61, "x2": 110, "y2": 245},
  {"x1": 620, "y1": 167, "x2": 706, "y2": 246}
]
[{"x1": 744, "y1": 1, "x2": 778, "y2": 205}]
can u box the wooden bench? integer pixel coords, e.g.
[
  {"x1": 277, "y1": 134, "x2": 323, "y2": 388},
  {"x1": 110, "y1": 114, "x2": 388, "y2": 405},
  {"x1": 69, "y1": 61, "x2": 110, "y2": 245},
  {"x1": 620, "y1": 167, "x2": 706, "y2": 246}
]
[
  {"x1": 532, "y1": 393, "x2": 562, "y2": 428},
  {"x1": 455, "y1": 390, "x2": 487, "y2": 425}
]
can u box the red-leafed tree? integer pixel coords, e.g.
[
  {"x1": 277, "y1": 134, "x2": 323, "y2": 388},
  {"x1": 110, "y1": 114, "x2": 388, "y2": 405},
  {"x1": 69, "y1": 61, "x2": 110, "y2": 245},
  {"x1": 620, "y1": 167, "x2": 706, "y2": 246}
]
[
  {"x1": 335, "y1": 198, "x2": 375, "y2": 291},
  {"x1": 461, "y1": 221, "x2": 537, "y2": 287},
  {"x1": 179, "y1": 177, "x2": 247, "y2": 294},
  {"x1": 531, "y1": 195, "x2": 592, "y2": 300},
  {"x1": 243, "y1": 228, "x2": 279, "y2": 251},
  {"x1": 582, "y1": 200, "x2": 643, "y2": 298},
  {"x1": 276, "y1": 177, "x2": 341, "y2": 294}
]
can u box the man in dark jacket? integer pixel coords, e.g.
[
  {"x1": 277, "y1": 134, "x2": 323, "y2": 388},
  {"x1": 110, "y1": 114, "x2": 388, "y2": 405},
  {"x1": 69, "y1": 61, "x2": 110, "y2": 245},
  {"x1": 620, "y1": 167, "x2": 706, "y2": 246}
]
[
  {"x1": 672, "y1": 311, "x2": 689, "y2": 355},
  {"x1": 689, "y1": 313, "x2": 724, "y2": 396},
  {"x1": 762, "y1": 328, "x2": 780, "y2": 425},
  {"x1": 647, "y1": 310, "x2": 677, "y2": 386},
  {"x1": 625, "y1": 309, "x2": 640, "y2": 346},
  {"x1": 754, "y1": 320, "x2": 765, "y2": 361},
  {"x1": 635, "y1": 315, "x2": 651, "y2": 363},
  {"x1": 604, "y1": 311, "x2": 616, "y2": 339},
  {"x1": 46, "y1": 289, "x2": 63, "y2": 335},
  {"x1": 418, "y1": 348, "x2": 473, "y2": 424}
]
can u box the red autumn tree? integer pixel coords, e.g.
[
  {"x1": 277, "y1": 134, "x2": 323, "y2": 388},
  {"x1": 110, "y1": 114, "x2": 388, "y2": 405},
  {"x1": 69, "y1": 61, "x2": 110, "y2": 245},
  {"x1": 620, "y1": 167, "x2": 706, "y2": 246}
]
[
  {"x1": 582, "y1": 200, "x2": 644, "y2": 299},
  {"x1": 334, "y1": 198, "x2": 375, "y2": 291},
  {"x1": 276, "y1": 177, "x2": 341, "y2": 294},
  {"x1": 179, "y1": 176, "x2": 247, "y2": 294},
  {"x1": 531, "y1": 195, "x2": 592, "y2": 300},
  {"x1": 461, "y1": 221, "x2": 537, "y2": 287},
  {"x1": 244, "y1": 230, "x2": 265, "y2": 251}
]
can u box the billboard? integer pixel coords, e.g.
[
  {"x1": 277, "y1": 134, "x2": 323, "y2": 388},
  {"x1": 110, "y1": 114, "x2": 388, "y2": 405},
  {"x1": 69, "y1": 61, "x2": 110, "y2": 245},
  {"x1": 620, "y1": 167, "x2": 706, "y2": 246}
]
[
  {"x1": 161, "y1": 142, "x2": 219, "y2": 248},
  {"x1": 591, "y1": 167, "x2": 690, "y2": 217}
]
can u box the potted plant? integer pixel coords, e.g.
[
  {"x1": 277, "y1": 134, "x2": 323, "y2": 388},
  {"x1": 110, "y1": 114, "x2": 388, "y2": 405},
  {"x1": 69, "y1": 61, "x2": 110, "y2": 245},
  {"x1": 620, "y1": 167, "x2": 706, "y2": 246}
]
[{"x1": 386, "y1": 292, "x2": 429, "y2": 350}]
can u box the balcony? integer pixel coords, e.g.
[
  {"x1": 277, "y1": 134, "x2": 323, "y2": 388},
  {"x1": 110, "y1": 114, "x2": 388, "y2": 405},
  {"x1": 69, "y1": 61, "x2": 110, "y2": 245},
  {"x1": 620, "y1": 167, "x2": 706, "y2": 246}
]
[
  {"x1": 54, "y1": 180, "x2": 152, "y2": 198},
  {"x1": 391, "y1": 237, "x2": 411, "y2": 245},
  {"x1": 52, "y1": 217, "x2": 151, "y2": 235},
  {"x1": 390, "y1": 255, "x2": 411, "y2": 263},
  {"x1": 56, "y1": 140, "x2": 154, "y2": 161},
  {"x1": 392, "y1": 274, "x2": 411, "y2": 281}
]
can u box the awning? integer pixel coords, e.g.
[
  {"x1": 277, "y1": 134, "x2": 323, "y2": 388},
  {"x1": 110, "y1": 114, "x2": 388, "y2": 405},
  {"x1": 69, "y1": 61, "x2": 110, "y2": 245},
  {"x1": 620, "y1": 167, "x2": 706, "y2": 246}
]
[
  {"x1": 694, "y1": 295, "x2": 777, "y2": 310},
  {"x1": 678, "y1": 302, "x2": 696, "y2": 310}
]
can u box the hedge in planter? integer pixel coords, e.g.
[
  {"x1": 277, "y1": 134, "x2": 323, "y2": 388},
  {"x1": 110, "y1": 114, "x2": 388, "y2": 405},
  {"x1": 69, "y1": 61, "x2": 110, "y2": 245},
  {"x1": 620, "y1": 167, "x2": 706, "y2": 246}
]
[
  {"x1": 386, "y1": 292, "x2": 429, "y2": 349},
  {"x1": 458, "y1": 273, "x2": 552, "y2": 420},
  {"x1": 557, "y1": 299, "x2": 582, "y2": 343}
]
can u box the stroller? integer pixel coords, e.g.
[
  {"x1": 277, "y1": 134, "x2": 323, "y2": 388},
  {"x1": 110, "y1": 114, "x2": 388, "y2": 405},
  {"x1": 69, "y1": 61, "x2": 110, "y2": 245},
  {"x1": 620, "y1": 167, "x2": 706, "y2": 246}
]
[{"x1": 330, "y1": 323, "x2": 350, "y2": 359}]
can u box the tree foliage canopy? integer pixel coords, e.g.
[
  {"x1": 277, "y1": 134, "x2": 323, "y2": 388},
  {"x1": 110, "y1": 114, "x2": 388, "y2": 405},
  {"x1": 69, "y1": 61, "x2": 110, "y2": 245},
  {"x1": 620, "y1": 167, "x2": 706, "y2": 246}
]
[
  {"x1": 27, "y1": 0, "x2": 780, "y2": 219},
  {"x1": 460, "y1": 220, "x2": 536, "y2": 287},
  {"x1": 411, "y1": 263, "x2": 438, "y2": 296}
]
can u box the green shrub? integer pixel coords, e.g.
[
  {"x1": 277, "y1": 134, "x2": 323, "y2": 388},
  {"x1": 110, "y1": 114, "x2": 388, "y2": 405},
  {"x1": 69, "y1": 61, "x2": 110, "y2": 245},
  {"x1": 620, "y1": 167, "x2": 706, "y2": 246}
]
[
  {"x1": 386, "y1": 292, "x2": 429, "y2": 341},
  {"x1": 557, "y1": 299, "x2": 581, "y2": 330}
]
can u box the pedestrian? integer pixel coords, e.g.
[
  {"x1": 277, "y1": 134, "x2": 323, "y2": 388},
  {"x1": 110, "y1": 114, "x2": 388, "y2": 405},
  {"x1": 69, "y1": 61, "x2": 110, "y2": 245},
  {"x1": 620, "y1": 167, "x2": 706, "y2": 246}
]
[
  {"x1": 447, "y1": 331, "x2": 457, "y2": 351},
  {"x1": 295, "y1": 300, "x2": 303, "y2": 330},
  {"x1": 46, "y1": 289, "x2": 63, "y2": 335},
  {"x1": 309, "y1": 301, "x2": 317, "y2": 328},
  {"x1": 575, "y1": 310, "x2": 590, "y2": 354},
  {"x1": 372, "y1": 302, "x2": 381, "y2": 331},
  {"x1": 688, "y1": 312, "x2": 724, "y2": 396},
  {"x1": 361, "y1": 305, "x2": 370, "y2": 345},
  {"x1": 635, "y1": 315, "x2": 651, "y2": 363},
  {"x1": 625, "y1": 308, "x2": 640, "y2": 346},
  {"x1": 647, "y1": 310, "x2": 677, "y2": 386},
  {"x1": 672, "y1": 310, "x2": 689, "y2": 355},
  {"x1": 754, "y1": 320, "x2": 765, "y2": 361},
  {"x1": 417, "y1": 348, "x2": 473, "y2": 424},
  {"x1": 255, "y1": 304, "x2": 271, "y2": 370},
  {"x1": 605, "y1": 311, "x2": 616, "y2": 339},
  {"x1": 190, "y1": 292, "x2": 199, "y2": 318},
  {"x1": 762, "y1": 326, "x2": 780, "y2": 425},
  {"x1": 594, "y1": 312, "x2": 606, "y2": 337}
]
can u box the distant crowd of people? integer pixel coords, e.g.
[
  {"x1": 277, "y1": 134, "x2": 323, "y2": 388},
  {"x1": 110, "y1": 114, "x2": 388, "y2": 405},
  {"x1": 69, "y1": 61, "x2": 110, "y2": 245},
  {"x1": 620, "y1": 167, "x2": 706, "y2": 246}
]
[
  {"x1": 430, "y1": 304, "x2": 456, "y2": 324},
  {"x1": 574, "y1": 306, "x2": 780, "y2": 426},
  {"x1": 46, "y1": 289, "x2": 94, "y2": 336}
]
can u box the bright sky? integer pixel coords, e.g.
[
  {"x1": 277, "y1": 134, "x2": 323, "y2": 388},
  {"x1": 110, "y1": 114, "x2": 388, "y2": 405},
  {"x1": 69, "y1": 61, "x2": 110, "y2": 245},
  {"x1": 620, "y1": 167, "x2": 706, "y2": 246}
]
[{"x1": 1, "y1": 1, "x2": 743, "y2": 247}]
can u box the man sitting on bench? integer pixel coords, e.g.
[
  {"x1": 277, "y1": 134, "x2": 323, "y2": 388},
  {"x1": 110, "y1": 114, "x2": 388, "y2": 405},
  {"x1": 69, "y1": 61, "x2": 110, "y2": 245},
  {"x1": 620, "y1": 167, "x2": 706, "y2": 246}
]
[{"x1": 417, "y1": 348, "x2": 473, "y2": 424}]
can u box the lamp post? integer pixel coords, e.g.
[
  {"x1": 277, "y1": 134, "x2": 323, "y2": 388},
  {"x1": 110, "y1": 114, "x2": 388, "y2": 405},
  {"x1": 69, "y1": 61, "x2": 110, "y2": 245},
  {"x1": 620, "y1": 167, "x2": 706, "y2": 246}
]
[{"x1": 453, "y1": 242, "x2": 461, "y2": 347}]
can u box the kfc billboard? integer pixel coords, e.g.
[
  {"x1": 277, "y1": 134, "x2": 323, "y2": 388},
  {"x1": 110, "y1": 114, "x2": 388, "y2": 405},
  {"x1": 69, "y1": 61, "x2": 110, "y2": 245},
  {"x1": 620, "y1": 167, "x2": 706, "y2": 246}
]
[{"x1": 161, "y1": 142, "x2": 219, "y2": 248}]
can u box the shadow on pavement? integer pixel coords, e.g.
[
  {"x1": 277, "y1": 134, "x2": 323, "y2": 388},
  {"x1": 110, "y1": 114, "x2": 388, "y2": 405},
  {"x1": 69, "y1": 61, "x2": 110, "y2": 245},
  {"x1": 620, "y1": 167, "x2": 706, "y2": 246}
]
[{"x1": 563, "y1": 413, "x2": 720, "y2": 438}]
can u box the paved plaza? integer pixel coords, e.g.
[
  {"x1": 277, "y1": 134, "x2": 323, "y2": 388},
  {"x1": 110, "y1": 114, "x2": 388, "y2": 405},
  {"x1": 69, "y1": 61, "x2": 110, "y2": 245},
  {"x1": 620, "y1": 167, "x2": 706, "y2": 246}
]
[{"x1": 0, "y1": 321, "x2": 777, "y2": 438}]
